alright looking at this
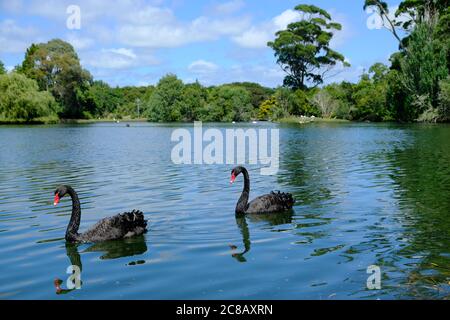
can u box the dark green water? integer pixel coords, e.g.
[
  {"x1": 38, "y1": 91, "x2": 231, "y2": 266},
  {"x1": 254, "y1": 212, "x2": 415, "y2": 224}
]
[{"x1": 0, "y1": 122, "x2": 449, "y2": 299}]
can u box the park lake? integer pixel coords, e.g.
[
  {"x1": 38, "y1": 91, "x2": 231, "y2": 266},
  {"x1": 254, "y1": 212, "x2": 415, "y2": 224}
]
[{"x1": 0, "y1": 121, "x2": 449, "y2": 299}]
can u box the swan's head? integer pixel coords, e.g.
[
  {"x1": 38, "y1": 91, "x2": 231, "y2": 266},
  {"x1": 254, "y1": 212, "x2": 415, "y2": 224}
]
[
  {"x1": 53, "y1": 185, "x2": 69, "y2": 206},
  {"x1": 230, "y1": 166, "x2": 245, "y2": 184}
]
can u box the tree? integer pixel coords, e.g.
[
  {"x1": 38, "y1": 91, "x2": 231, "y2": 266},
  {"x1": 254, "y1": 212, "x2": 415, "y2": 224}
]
[
  {"x1": 200, "y1": 85, "x2": 254, "y2": 122},
  {"x1": 258, "y1": 96, "x2": 277, "y2": 120},
  {"x1": 438, "y1": 77, "x2": 450, "y2": 121},
  {"x1": 311, "y1": 90, "x2": 339, "y2": 118},
  {"x1": 267, "y1": 4, "x2": 349, "y2": 89},
  {"x1": 146, "y1": 74, "x2": 184, "y2": 122},
  {"x1": 435, "y1": 6, "x2": 450, "y2": 70},
  {"x1": 0, "y1": 60, "x2": 6, "y2": 74},
  {"x1": 180, "y1": 81, "x2": 207, "y2": 121},
  {"x1": 77, "y1": 81, "x2": 123, "y2": 118},
  {"x1": 400, "y1": 22, "x2": 448, "y2": 120},
  {"x1": 18, "y1": 39, "x2": 92, "y2": 118},
  {"x1": 0, "y1": 72, "x2": 59, "y2": 121},
  {"x1": 351, "y1": 71, "x2": 389, "y2": 121},
  {"x1": 271, "y1": 87, "x2": 294, "y2": 119},
  {"x1": 228, "y1": 82, "x2": 274, "y2": 109}
]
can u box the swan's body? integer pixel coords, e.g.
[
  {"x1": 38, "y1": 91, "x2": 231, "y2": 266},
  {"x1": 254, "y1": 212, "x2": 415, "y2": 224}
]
[
  {"x1": 230, "y1": 166, "x2": 295, "y2": 215},
  {"x1": 54, "y1": 185, "x2": 147, "y2": 243}
]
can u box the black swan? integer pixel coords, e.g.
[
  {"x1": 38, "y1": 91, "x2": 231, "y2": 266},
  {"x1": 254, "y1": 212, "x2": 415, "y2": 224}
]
[
  {"x1": 53, "y1": 185, "x2": 147, "y2": 243},
  {"x1": 230, "y1": 166, "x2": 295, "y2": 214}
]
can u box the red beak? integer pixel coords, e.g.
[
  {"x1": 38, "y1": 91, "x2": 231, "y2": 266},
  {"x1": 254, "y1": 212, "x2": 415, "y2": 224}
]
[
  {"x1": 54, "y1": 194, "x2": 60, "y2": 206},
  {"x1": 230, "y1": 173, "x2": 236, "y2": 184}
]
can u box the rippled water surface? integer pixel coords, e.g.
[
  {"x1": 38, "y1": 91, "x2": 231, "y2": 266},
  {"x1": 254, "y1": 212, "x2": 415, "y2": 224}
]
[{"x1": 0, "y1": 122, "x2": 449, "y2": 299}]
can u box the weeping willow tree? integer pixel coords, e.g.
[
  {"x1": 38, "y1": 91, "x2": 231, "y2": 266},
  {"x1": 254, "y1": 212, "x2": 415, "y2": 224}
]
[{"x1": 0, "y1": 72, "x2": 59, "y2": 122}]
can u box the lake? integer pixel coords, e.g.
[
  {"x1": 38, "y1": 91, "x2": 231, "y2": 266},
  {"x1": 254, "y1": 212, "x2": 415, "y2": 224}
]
[{"x1": 0, "y1": 121, "x2": 449, "y2": 299}]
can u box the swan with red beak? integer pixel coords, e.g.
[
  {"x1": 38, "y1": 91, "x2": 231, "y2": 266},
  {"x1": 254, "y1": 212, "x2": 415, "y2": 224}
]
[{"x1": 230, "y1": 166, "x2": 295, "y2": 215}]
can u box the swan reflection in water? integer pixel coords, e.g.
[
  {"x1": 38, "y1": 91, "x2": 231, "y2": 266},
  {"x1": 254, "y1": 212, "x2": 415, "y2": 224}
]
[
  {"x1": 230, "y1": 212, "x2": 293, "y2": 263},
  {"x1": 54, "y1": 236, "x2": 147, "y2": 294}
]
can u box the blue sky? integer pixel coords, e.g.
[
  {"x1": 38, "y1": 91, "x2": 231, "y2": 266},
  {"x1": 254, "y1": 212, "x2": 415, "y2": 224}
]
[{"x1": 0, "y1": 0, "x2": 402, "y2": 87}]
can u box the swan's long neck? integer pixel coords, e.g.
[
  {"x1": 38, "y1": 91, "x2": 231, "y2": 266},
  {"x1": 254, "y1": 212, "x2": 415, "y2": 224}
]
[
  {"x1": 65, "y1": 187, "x2": 81, "y2": 241},
  {"x1": 236, "y1": 168, "x2": 250, "y2": 214}
]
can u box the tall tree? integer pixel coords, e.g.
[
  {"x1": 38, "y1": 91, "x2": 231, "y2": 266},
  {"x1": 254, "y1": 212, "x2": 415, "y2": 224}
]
[
  {"x1": 145, "y1": 74, "x2": 184, "y2": 122},
  {"x1": 267, "y1": 4, "x2": 349, "y2": 90},
  {"x1": 400, "y1": 22, "x2": 448, "y2": 119},
  {"x1": 18, "y1": 39, "x2": 92, "y2": 118}
]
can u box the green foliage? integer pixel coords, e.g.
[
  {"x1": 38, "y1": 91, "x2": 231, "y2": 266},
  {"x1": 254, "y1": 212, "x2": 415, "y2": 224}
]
[
  {"x1": 77, "y1": 81, "x2": 121, "y2": 117},
  {"x1": 0, "y1": 72, "x2": 59, "y2": 121},
  {"x1": 271, "y1": 87, "x2": 294, "y2": 119},
  {"x1": 180, "y1": 81, "x2": 207, "y2": 121},
  {"x1": 436, "y1": 7, "x2": 450, "y2": 69},
  {"x1": 0, "y1": 60, "x2": 6, "y2": 74},
  {"x1": 293, "y1": 89, "x2": 318, "y2": 116},
  {"x1": 385, "y1": 69, "x2": 409, "y2": 121},
  {"x1": 145, "y1": 74, "x2": 184, "y2": 122},
  {"x1": 258, "y1": 96, "x2": 277, "y2": 120},
  {"x1": 228, "y1": 82, "x2": 274, "y2": 109},
  {"x1": 199, "y1": 85, "x2": 253, "y2": 122},
  {"x1": 438, "y1": 77, "x2": 450, "y2": 121},
  {"x1": 351, "y1": 72, "x2": 388, "y2": 121},
  {"x1": 400, "y1": 22, "x2": 448, "y2": 120},
  {"x1": 18, "y1": 39, "x2": 92, "y2": 118},
  {"x1": 268, "y1": 4, "x2": 349, "y2": 89}
]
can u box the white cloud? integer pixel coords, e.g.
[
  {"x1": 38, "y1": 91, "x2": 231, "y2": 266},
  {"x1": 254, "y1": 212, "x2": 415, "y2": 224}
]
[
  {"x1": 0, "y1": 19, "x2": 39, "y2": 53},
  {"x1": 214, "y1": 0, "x2": 245, "y2": 15},
  {"x1": 107, "y1": 48, "x2": 137, "y2": 59},
  {"x1": 272, "y1": 9, "x2": 301, "y2": 30},
  {"x1": 232, "y1": 9, "x2": 300, "y2": 49},
  {"x1": 232, "y1": 27, "x2": 272, "y2": 49},
  {"x1": 185, "y1": 61, "x2": 284, "y2": 88},
  {"x1": 232, "y1": 8, "x2": 353, "y2": 50},
  {"x1": 66, "y1": 33, "x2": 94, "y2": 50},
  {"x1": 188, "y1": 60, "x2": 219, "y2": 74},
  {"x1": 118, "y1": 14, "x2": 251, "y2": 48},
  {"x1": 81, "y1": 48, "x2": 157, "y2": 69}
]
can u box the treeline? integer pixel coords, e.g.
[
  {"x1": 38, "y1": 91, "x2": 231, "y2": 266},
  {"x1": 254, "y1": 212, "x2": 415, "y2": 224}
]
[
  {"x1": 1, "y1": 1, "x2": 449, "y2": 123},
  {"x1": 0, "y1": 38, "x2": 275, "y2": 123}
]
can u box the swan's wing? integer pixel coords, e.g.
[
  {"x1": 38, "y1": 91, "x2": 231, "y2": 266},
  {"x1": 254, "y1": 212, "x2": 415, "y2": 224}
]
[
  {"x1": 79, "y1": 210, "x2": 147, "y2": 242},
  {"x1": 246, "y1": 192, "x2": 294, "y2": 214}
]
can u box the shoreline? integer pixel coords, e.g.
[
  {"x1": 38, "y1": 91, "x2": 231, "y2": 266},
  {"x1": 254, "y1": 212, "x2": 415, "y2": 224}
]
[{"x1": 1, "y1": 117, "x2": 449, "y2": 125}]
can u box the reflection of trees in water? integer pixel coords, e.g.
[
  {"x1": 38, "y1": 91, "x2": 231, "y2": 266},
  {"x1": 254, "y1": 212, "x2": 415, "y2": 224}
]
[
  {"x1": 54, "y1": 236, "x2": 147, "y2": 294},
  {"x1": 277, "y1": 124, "x2": 336, "y2": 206},
  {"x1": 383, "y1": 127, "x2": 450, "y2": 299},
  {"x1": 230, "y1": 212, "x2": 293, "y2": 263}
]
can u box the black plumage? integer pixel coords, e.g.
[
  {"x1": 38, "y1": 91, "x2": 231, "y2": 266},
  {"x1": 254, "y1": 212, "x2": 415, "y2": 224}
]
[
  {"x1": 230, "y1": 166, "x2": 295, "y2": 215},
  {"x1": 54, "y1": 185, "x2": 147, "y2": 243}
]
